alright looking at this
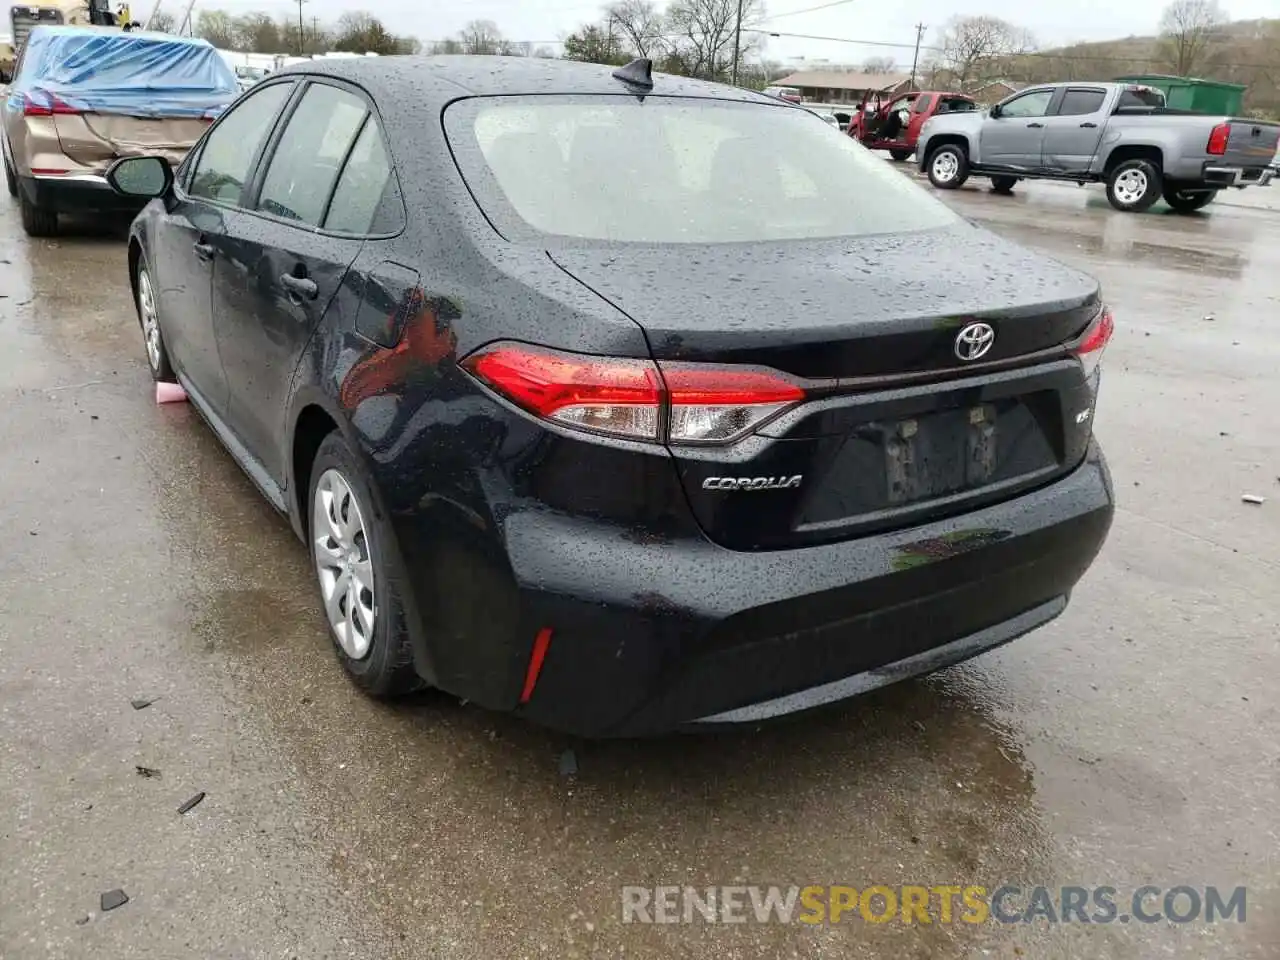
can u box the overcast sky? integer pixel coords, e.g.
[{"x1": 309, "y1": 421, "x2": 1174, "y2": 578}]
[{"x1": 149, "y1": 0, "x2": 1276, "y2": 66}]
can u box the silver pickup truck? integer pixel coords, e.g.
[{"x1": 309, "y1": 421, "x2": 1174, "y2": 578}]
[{"x1": 917, "y1": 82, "x2": 1280, "y2": 212}]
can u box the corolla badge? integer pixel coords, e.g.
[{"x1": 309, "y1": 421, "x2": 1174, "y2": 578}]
[
  {"x1": 954, "y1": 322, "x2": 996, "y2": 361},
  {"x1": 702, "y1": 476, "x2": 803, "y2": 491}
]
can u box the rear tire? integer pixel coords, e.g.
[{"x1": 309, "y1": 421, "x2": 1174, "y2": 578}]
[
  {"x1": 991, "y1": 176, "x2": 1018, "y2": 195},
  {"x1": 19, "y1": 193, "x2": 58, "y2": 237},
  {"x1": 308, "y1": 431, "x2": 420, "y2": 698},
  {"x1": 927, "y1": 144, "x2": 969, "y2": 190},
  {"x1": 1162, "y1": 184, "x2": 1217, "y2": 213},
  {"x1": 1106, "y1": 159, "x2": 1161, "y2": 212},
  {"x1": 890, "y1": 148, "x2": 913, "y2": 162}
]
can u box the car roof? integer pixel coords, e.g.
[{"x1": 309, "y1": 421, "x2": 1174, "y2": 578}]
[{"x1": 275, "y1": 55, "x2": 773, "y2": 108}]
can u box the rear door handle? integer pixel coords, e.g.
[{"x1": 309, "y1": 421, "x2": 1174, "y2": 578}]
[
  {"x1": 1027, "y1": 122, "x2": 1044, "y2": 128},
  {"x1": 193, "y1": 242, "x2": 215, "y2": 261},
  {"x1": 280, "y1": 273, "x2": 318, "y2": 301},
  {"x1": 1080, "y1": 121, "x2": 1099, "y2": 128}
]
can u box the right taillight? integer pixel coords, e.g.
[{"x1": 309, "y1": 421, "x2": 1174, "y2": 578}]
[
  {"x1": 461, "y1": 343, "x2": 805, "y2": 445},
  {"x1": 1073, "y1": 306, "x2": 1114, "y2": 380},
  {"x1": 1207, "y1": 122, "x2": 1230, "y2": 156}
]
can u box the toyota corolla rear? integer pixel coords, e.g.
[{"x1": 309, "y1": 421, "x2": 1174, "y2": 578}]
[{"x1": 428, "y1": 90, "x2": 1115, "y2": 736}]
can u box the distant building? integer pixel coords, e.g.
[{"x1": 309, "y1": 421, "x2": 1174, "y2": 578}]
[{"x1": 774, "y1": 70, "x2": 913, "y2": 105}]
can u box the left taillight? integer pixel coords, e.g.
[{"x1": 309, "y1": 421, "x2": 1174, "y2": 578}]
[
  {"x1": 461, "y1": 343, "x2": 805, "y2": 445},
  {"x1": 23, "y1": 93, "x2": 82, "y2": 116},
  {"x1": 1072, "y1": 306, "x2": 1114, "y2": 379}
]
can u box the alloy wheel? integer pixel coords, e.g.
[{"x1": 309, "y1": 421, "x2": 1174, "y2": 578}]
[
  {"x1": 932, "y1": 151, "x2": 958, "y2": 183},
  {"x1": 137, "y1": 269, "x2": 162, "y2": 372},
  {"x1": 1113, "y1": 169, "x2": 1148, "y2": 206},
  {"x1": 312, "y1": 469, "x2": 377, "y2": 660}
]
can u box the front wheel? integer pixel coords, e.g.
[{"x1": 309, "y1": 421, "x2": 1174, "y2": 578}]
[
  {"x1": 1163, "y1": 184, "x2": 1217, "y2": 213},
  {"x1": 134, "y1": 262, "x2": 176, "y2": 382},
  {"x1": 927, "y1": 144, "x2": 969, "y2": 190},
  {"x1": 308, "y1": 432, "x2": 419, "y2": 697},
  {"x1": 890, "y1": 148, "x2": 913, "y2": 162},
  {"x1": 991, "y1": 176, "x2": 1018, "y2": 195},
  {"x1": 1106, "y1": 159, "x2": 1162, "y2": 212}
]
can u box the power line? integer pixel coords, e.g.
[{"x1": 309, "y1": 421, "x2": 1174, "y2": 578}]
[{"x1": 756, "y1": 0, "x2": 859, "y2": 23}]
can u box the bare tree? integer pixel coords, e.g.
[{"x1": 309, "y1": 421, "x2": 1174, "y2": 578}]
[
  {"x1": 932, "y1": 16, "x2": 1035, "y2": 91},
  {"x1": 563, "y1": 24, "x2": 628, "y2": 64},
  {"x1": 861, "y1": 56, "x2": 897, "y2": 74},
  {"x1": 457, "y1": 19, "x2": 506, "y2": 56},
  {"x1": 1159, "y1": 0, "x2": 1225, "y2": 76},
  {"x1": 666, "y1": 0, "x2": 764, "y2": 80},
  {"x1": 195, "y1": 10, "x2": 236, "y2": 49},
  {"x1": 148, "y1": 10, "x2": 177, "y2": 33},
  {"x1": 606, "y1": 0, "x2": 667, "y2": 59}
]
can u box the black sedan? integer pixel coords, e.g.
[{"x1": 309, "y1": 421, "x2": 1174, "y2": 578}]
[{"x1": 107, "y1": 56, "x2": 1115, "y2": 736}]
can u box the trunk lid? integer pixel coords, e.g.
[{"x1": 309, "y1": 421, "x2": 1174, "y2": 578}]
[
  {"x1": 550, "y1": 224, "x2": 1104, "y2": 551},
  {"x1": 53, "y1": 113, "x2": 210, "y2": 169}
]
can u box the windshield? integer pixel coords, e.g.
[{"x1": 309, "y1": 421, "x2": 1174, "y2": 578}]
[{"x1": 445, "y1": 96, "x2": 960, "y2": 244}]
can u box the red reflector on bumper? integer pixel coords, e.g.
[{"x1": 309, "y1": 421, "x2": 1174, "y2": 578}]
[{"x1": 518, "y1": 627, "x2": 553, "y2": 704}]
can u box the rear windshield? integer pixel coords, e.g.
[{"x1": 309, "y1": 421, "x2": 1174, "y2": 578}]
[{"x1": 445, "y1": 96, "x2": 959, "y2": 244}]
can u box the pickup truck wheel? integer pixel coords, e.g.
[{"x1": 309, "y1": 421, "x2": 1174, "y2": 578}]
[
  {"x1": 890, "y1": 148, "x2": 913, "y2": 162},
  {"x1": 927, "y1": 145, "x2": 969, "y2": 190},
  {"x1": 1106, "y1": 159, "x2": 1161, "y2": 212},
  {"x1": 1163, "y1": 185, "x2": 1217, "y2": 213},
  {"x1": 991, "y1": 176, "x2": 1018, "y2": 195}
]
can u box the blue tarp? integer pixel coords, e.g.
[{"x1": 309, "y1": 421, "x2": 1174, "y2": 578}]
[{"x1": 9, "y1": 28, "x2": 238, "y2": 118}]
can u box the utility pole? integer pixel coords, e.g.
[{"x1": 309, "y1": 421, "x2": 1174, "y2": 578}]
[
  {"x1": 909, "y1": 22, "x2": 926, "y2": 89},
  {"x1": 312, "y1": 15, "x2": 318, "y2": 49},
  {"x1": 730, "y1": 0, "x2": 744, "y2": 85},
  {"x1": 295, "y1": 0, "x2": 306, "y2": 55}
]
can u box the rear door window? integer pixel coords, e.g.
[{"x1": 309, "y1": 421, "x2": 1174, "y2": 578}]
[
  {"x1": 255, "y1": 82, "x2": 368, "y2": 227},
  {"x1": 187, "y1": 81, "x2": 292, "y2": 205},
  {"x1": 323, "y1": 118, "x2": 403, "y2": 235},
  {"x1": 1056, "y1": 89, "x2": 1107, "y2": 116}
]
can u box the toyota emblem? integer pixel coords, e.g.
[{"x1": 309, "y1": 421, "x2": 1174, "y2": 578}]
[{"x1": 954, "y1": 322, "x2": 996, "y2": 361}]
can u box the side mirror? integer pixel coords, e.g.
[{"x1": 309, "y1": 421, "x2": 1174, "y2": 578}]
[
  {"x1": 989, "y1": 105, "x2": 1002, "y2": 118},
  {"x1": 106, "y1": 156, "x2": 173, "y2": 199}
]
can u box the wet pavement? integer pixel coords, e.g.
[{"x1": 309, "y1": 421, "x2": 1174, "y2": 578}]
[{"x1": 1, "y1": 181, "x2": 1278, "y2": 960}]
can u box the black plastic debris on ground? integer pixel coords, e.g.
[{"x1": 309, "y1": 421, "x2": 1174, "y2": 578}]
[
  {"x1": 177, "y1": 792, "x2": 206, "y2": 815},
  {"x1": 130, "y1": 697, "x2": 157, "y2": 711},
  {"x1": 135, "y1": 765, "x2": 161, "y2": 779},
  {"x1": 100, "y1": 889, "x2": 129, "y2": 912},
  {"x1": 558, "y1": 749, "x2": 578, "y2": 777}
]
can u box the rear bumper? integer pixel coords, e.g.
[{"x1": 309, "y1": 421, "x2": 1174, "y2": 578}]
[
  {"x1": 507, "y1": 441, "x2": 1114, "y2": 737},
  {"x1": 1198, "y1": 165, "x2": 1274, "y2": 188},
  {"x1": 17, "y1": 173, "x2": 148, "y2": 214}
]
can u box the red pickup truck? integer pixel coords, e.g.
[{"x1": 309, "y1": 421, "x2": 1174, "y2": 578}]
[{"x1": 849, "y1": 90, "x2": 978, "y2": 160}]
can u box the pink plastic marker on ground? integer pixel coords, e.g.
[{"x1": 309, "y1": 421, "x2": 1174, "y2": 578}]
[{"x1": 155, "y1": 381, "x2": 187, "y2": 404}]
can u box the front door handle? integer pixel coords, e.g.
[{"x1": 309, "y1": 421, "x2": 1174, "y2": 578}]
[
  {"x1": 193, "y1": 242, "x2": 215, "y2": 261},
  {"x1": 1027, "y1": 122, "x2": 1044, "y2": 128},
  {"x1": 280, "y1": 273, "x2": 318, "y2": 301},
  {"x1": 1080, "y1": 121, "x2": 1099, "y2": 128}
]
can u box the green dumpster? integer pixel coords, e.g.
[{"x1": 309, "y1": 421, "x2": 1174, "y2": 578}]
[{"x1": 1114, "y1": 75, "x2": 1246, "y2": 116}]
